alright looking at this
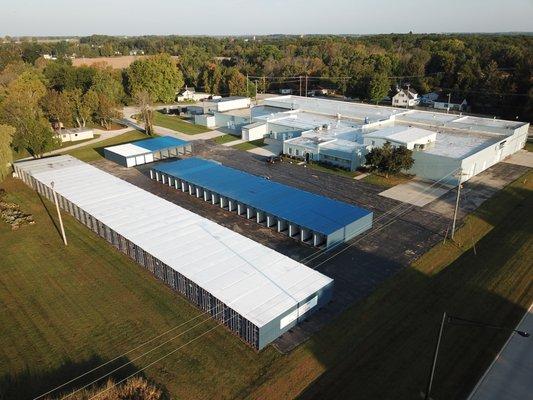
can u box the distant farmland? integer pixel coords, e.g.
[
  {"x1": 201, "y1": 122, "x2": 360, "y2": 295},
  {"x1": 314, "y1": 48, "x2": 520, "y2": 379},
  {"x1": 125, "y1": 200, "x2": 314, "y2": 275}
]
[{"x1": 72, "y1": 55, "x2": 179, "y2": 69}]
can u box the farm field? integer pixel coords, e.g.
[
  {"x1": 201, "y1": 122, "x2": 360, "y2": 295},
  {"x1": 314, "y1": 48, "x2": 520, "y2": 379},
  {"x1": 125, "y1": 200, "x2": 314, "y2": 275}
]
[{"x1": 0, "y1": 167, "x2": 531, "y2": 399}]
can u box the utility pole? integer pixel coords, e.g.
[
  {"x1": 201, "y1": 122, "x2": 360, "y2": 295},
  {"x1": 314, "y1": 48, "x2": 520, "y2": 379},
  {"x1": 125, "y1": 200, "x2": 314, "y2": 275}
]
[
  {"x1": 451, "y1": 169, "x2": 464, "y2": 240},
  {"x1": 51, "y1": 181, "x2": 67, "y2": 246},
  {"x1": 305, "y1": 75, "x2": 308, "y2": 97},
  {"x1": 446, "y1": 92, "x2": 451, "y2": 114},
  {"x1": 299, "y1": 75, "x2": 302, "y2": 96},
  {"x1": 424, "y1": 312, "x2": 447, "y2": 400},
  {"x1": 246, "y1": 74, "x2": 249, "y2": 96}
]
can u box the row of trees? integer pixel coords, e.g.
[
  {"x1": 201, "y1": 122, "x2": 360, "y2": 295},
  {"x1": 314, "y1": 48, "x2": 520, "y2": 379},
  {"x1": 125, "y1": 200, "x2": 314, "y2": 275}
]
[{"x1": 3, "y1": 34, "x2": 530, "y2": 119}]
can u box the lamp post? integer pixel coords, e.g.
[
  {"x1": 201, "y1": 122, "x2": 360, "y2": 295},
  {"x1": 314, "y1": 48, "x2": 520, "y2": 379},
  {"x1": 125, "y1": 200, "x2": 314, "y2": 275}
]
[{"x1": 423, "y1": 312, "x2": 529, "y2": 400}]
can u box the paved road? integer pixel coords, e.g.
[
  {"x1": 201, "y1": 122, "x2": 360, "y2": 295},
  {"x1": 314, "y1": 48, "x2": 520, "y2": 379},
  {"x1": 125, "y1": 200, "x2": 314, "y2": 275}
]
[{"x1": 468, "y1": 306, "x2": 533, "y2": 400}]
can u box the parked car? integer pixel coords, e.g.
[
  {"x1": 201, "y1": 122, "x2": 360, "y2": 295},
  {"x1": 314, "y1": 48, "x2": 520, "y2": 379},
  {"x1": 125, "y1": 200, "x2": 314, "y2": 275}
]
[{"x1": 266, "y1": 155, "x2": 282, "y2": 164}]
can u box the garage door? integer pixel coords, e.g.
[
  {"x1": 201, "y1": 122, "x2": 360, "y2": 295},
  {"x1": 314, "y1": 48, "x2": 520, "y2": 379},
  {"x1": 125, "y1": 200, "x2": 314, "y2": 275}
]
[
  {"x1": 145, "y1": 153, "x2": 154, "y2": 163},
  {"x1": 135, "y1": 155, "x2": 145, "y2": 165}
]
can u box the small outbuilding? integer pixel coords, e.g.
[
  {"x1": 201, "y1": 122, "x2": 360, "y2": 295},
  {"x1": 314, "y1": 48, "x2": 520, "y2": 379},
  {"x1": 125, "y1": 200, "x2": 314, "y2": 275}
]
[{"x1": 104, "y1": 136, "x2": 191, "y2": 167}]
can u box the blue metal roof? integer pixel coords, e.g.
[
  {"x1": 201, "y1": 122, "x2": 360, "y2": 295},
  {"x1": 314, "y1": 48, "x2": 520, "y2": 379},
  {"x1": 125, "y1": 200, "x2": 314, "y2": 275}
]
[
  {"x1": 134, "y1": 136, "x2": 189, "y2": 152},
  {"x1": 153, "y1": 157, "x2": 372, "y2": 236}
]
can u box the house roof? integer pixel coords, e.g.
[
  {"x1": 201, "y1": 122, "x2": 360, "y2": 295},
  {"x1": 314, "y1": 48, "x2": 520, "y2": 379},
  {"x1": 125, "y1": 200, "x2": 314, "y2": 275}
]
[{"x1": 395, "y1": 88, "x2": 418, "y2": 99}]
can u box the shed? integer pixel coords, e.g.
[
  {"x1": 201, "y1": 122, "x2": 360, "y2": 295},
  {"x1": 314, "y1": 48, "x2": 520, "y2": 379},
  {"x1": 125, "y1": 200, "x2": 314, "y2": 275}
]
[
  {"x1": 151, "y1": 157, "x2": 373, "y2": 249},
  {"x1": 14, "y1": 155, "x2": 333, "y2": 350},
  {"x1": 104, "y1": 136, "x2": 191, "y2": 167}
]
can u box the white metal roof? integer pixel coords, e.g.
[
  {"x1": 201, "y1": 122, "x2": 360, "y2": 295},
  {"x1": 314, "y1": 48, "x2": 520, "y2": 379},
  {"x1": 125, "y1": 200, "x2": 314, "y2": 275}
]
[
  {"x1": 364, "y1": 126, "x2": 437, "y2": 146},
  {"x1": 16, "y1": 156, "x2": 332, "y2": 328},
  {"x1": 104, "y1": 143, "x2": 152, "y2": 158}
]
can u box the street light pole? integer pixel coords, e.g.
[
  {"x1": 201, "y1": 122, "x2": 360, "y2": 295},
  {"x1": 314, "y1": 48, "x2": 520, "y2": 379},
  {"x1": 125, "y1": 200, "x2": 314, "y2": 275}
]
[
  {"x1": 423, "y1": 312, "x2": 529, "y2": 400},
  {"x1": 51, "y1": 181, "x2": 67, "y2": 246}
]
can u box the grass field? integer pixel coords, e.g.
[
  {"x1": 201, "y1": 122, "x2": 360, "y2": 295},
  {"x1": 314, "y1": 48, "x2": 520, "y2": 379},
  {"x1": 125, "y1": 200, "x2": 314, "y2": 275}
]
[
  {"x1": 153, "y1": 112, "x2": 211, "y2": 135},
  {"x1": 362, "y1": 172, "x2": 413, "y2": 188},
  {"x1": 211, "y1": 134, "x2": 240, "y2": 145},
  {"x1": 65, "y1": 130, "x2": 148, "y2": 162},
  {"x1": 305, "y1": 162, "x2": 361, "y2": 179},
  {"x1": 232, "y1": 139, "x2": 266, "y2": 150},
  {"x1": 0, "y1": 169, "x2": 531, "y2": 400}
]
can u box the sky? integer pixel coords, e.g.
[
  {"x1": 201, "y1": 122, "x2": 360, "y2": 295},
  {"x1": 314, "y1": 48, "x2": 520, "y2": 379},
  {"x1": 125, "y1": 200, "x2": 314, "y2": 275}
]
[{"x1": 0, "y1": 0, "x2": 532, "y2": 37}]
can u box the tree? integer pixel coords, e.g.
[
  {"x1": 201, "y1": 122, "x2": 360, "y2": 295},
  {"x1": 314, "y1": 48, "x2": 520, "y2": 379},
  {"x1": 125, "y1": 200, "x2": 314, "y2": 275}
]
[
  {"x1": 368, "y1": 73, "x2": 390, "y2": 104},
  {"x1": 134, "y1": 90, "x2": 155, "y2": 136},
  {"x1": 365, "y1": 142, "x2": 414, "y2": 177},
  {"x1": 0, "y1": 69, "x2": 57, "y2": 158},
  {"x1": 0, "y1": 124, "x2": 15, "y2": 181},
  {"x1": 226, "y1": 67, "x2": 247, "y2": 96},
  {"x1": 85, "y1": 89, "x2": 120, "y2": 130},
  {"x1": 41, "y1": 90, "x2": 73, "y2": 128},
  {"x1": 65, "y1": 88, "x2": 92, "y2": 128},
  {"x1": 126, "y1": 54, "x2": 184, "y2": 103}
]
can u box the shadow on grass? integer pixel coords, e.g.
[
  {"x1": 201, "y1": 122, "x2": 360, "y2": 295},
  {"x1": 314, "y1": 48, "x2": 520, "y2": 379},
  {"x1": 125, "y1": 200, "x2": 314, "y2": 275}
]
[
  {"x1": 36, "y1": 192, "x2": 61, "y2": 239},
  {"x1": 295, "y1": 182, "x2": 532, "y2": 400},
  {"x1": 0, "y1": 354, "x2": 169, "y2": 400}
]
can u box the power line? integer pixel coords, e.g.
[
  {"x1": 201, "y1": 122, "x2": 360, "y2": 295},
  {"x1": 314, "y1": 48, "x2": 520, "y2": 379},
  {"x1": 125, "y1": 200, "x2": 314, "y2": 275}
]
[{"x1": 84, "y1": 170, "x2": 460, "y2": 399}]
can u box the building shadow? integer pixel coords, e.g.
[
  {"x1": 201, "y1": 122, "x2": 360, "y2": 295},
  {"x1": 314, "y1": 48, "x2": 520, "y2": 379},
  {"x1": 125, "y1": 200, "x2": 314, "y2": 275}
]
[
  {"x1": 294, "y1": 194, "x2": 531, "y2": 400},
  {"x1": 0, "y1": 354, "x2": 168, "y2": 400}
]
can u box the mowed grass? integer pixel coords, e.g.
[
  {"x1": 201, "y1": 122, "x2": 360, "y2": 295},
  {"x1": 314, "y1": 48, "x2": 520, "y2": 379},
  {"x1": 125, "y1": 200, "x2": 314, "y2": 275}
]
[
  {"x1": 362, "y1": 172, "x2": 413, "y2": 188},
  {"x1": 211, "y1": 134, "x2": 240, "y2": 145},
  {"x1": 232, "y1": 139, "x2": 266, "y2": 151},
  {"x1": 65, "y1": 130, "x2": 149, "y2": 162},
  {"x1": 250, "y1": 170, "x2": 533, "y2": 400},
  {"x1": 153, "y1": 112, "x2": 211, "y2": 135},
  {"x1": 0, "y1": 178, "x2": 280, "y2": 400},
  {"x1": 0, "y1": 169, "x2": 531, "y2": 400}
]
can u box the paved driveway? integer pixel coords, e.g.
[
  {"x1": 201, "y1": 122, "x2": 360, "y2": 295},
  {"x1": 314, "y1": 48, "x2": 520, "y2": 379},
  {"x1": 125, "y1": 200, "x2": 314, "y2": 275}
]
[{"x1": 379, "y1": 178, "x2": 452, "y2": 207}]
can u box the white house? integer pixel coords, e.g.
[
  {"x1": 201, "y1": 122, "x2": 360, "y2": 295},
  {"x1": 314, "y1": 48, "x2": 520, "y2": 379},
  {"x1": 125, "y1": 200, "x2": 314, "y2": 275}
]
[
  {"x1": 392, "y1": 88, "x2": 419, "y2": 108},
  {"x1": 177, "y1": 87, "x2": 211, "y2": 102},
  {"x1": 279, "y1": 88, "x2": 293, "y2": 95},
  {"x1": 434, "y1": 95, "x2": 468, "y2": 112},
  {"x1": 57, "y1": 127, "x2": 94, "y2": 143}
]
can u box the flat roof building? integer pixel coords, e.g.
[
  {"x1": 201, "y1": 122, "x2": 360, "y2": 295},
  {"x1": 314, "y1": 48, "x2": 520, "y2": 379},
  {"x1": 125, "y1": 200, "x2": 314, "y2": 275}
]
[
  {"x1": 14, "y1": 155, "x2": 333, "y2": 350},
  {"x1": 151, "y1": 157, "x2": 373, "y2": 249},
  {"x1": 254, "y1": 96, "x2": 529, "y2": 184},
  {"x1": 103, "y1": 136, "x2": 191, "y2": 167}
]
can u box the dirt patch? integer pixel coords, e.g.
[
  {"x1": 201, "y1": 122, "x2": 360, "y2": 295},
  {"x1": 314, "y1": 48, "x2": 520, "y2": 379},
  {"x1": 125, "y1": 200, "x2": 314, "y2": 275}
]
[{"x1": 0, "y1": 189, "x2": 35, "y2": 230}]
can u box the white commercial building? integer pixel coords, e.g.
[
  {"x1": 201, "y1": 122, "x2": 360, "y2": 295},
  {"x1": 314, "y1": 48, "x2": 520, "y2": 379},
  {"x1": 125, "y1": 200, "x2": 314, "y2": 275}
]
[
  {"x1": 254, "y1": 96, "x2": 529, "y2": 184},
  {"x1": 14, "y1": 155, "x2": 333, "y2": 350},
  {"x1": 204, "y1": 96, "x2": 251, "y2": 113}
]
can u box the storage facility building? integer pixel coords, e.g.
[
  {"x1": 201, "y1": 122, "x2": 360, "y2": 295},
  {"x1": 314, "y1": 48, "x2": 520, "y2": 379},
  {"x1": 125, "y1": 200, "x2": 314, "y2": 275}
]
[
  {"x1": 103, "y1": 136, "x2": 191, "y2": 167},
  {"x1": 14, "y1": 155, "x2": 333, "y2": 350},
  {"x1": 151, "y1": 157, "x2": 373, "y2": 249}
]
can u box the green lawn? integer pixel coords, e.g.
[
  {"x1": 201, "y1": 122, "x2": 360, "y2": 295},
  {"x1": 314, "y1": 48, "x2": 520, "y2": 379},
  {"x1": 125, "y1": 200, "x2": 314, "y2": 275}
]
[
  {"x1": 153, "y1": 112, "x2": 211, "y2": 135},
  {"x1": 65, "y1": 130, "x2": 148, "y2": 162},
  {"x1": 305, "y1": 162, "x2": 361, "y2": 179},
  {"x1": 0, "y1": 169, "x2": 531, "y2": 400},
  {"x1": 232, "y1": 138, "x2": 266, "y2": 150},
  {"x1": 361, "y1": 172, "x2": 413, "y2": 188},
  {"x1": 211, "y1": 134, "x2": 240, "y2": 145}
]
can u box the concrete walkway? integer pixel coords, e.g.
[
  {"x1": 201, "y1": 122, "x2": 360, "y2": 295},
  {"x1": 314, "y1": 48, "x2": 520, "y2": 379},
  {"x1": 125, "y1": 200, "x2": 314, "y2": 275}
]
[
  {"x1": 379, "y1": 178, "x2": 451, "y2": 207},
  {"x1": 247, "y1": 142, "x2": 282, "y2": 157},
  {"x1": 222, "y1": 139, "x2": 245, "y2": 147},
  {"x1": 468, "y1": 305, "x2": 533, "y2": 400}
]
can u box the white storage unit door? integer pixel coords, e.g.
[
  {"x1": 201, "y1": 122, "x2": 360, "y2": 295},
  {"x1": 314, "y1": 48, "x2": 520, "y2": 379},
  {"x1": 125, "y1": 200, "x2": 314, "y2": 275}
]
[
  {"x1": 145, "y1": 153, "x2": 154, "y2": 163},
  {"x1": 135, "y1": 155, "x2": 145, "y2": 165},
  {"x1": 126, "y1": 157, "x2": 137, "y2": 167}
]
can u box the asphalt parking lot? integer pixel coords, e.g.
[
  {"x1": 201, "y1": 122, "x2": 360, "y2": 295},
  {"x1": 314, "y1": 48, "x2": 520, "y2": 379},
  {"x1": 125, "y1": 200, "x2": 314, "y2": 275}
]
[{"x1": 91, "y1": 140, "x2": 529, "y2": 353}]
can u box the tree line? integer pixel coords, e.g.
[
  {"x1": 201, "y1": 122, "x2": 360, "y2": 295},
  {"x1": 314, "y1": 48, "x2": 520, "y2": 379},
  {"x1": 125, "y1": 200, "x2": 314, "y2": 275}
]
[{"x1": 2, "y1": 34, "x2": 531, "y2": 119}]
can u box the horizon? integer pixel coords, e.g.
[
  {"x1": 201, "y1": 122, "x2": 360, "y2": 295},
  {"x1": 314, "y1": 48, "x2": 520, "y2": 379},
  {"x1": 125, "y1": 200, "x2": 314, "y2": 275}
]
[{"x1": 1, "y1": 0, "x2": 532, "y2": 37}]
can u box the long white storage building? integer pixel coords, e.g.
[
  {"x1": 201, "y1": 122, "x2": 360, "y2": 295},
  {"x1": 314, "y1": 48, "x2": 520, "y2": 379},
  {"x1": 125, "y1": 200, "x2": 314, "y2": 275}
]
[{"x1": 14, "y1": 155, "x2": 333, "y2": 350}]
